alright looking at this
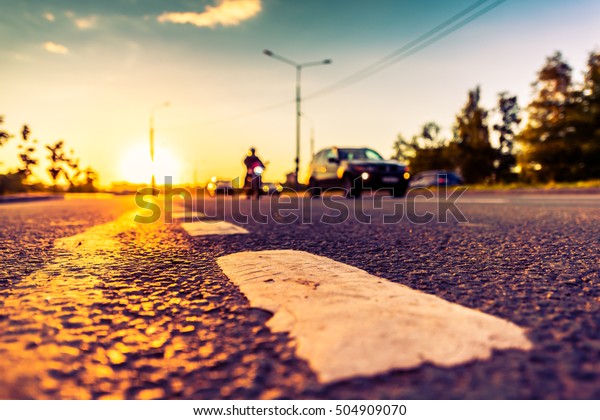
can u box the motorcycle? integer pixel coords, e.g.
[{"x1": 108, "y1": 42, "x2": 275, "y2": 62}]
[{"x1": 246, "y1": 164, "x2": 264, "y2": 198}]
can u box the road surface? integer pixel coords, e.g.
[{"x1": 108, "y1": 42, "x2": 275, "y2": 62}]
[{"x1": 0, "y1": 191, "x2": 598, "y2": 399}]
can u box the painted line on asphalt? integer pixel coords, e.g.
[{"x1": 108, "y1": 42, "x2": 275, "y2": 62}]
[
  {"x1": 181, "y1": 221, "x2": 248, "y2": 236},
  {"x1": 218, "y1": 250, "x2": 532, "y2": 383},
  {"x1": 451, "y1": 198, "x2": 508, "y2": 204},
  {"x1": 165, "y1": 203, "x2": 249, "y2": 236},
  {"x1": 460, "y1": 223, "x2": 490, "y2": 228},
  {"x1": 410, "y1": 197, "x2": 508, "y2": 204},
  {"x1": 168, "y1": 211, "x2": 206, "y2": 221}
]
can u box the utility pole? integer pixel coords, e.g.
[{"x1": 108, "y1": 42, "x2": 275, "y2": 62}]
[{"x1": 263, "y1": 50, "x2": 331, "y2": 188}]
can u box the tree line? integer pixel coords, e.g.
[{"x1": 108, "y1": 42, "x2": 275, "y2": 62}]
[
  {"x1": 0, "y1": 119, "x2": 97, "y2": 194},
  {"x1": 393, "y1": 50, "x2": 600, "y2": 184}
]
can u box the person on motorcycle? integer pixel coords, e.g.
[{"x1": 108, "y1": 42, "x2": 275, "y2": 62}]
[{"x1": 244, "y1": 147, "x2": 265, "y2": 197}]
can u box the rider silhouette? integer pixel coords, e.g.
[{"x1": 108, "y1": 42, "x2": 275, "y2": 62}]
[{"x1": 244, "y1": 148, "x2": 264, "y2": 195}]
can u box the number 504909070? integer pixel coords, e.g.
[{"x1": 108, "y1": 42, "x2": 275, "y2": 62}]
[{"x1": 335, "y1": 404, "x2": 407, "y2": 416}]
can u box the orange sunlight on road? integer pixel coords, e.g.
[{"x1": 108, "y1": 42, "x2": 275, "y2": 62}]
[{"x1": 120, "y1": 144, "x2": 181, "y2": 185}]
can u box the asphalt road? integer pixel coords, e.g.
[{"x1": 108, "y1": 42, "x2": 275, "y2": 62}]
[{"x1": 0, "y1": 191, "x2": 598, "y2": 399}]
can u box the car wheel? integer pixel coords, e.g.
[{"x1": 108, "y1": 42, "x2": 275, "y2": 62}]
[
  {"x1": 393, "y1": 184, "x2": 407, "y2": 198},
  {"x1": 308, "y1": 178, "x2": 321, "y2": 198},
  {"x1": 343, "y1": 175, "x2": 362, "y2": 198}
]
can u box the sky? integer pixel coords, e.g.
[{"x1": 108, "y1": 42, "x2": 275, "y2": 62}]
[{"x1": 0, "y1": 0, "x2": 599, "y2": 186}]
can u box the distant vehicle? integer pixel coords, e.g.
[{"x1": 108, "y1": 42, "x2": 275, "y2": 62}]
[
  {"x1": 246, "y1": 164, "x2": 265, "y2": 199},
  {"x1": 261, "y1": 182, "x2": 283, "y2": 196},
  {"x1": 244, "y1": 148, "x2": 265, "y2": 199},
  {"x1": 307, "y1": 147, "x2": 410, "y2": 198},
  {"x1": 408, "y1": 170, "x2": 464, "y2": 188},
  {"x1": 206, "y1": 178, "x2": 234, "y2": 196}
]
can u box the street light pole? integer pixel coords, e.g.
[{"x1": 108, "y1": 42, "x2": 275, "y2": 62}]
[
  {"x1": 263, "y1": 49, "x2": 331, "y2": 188},
  {"x1": 295, "y1": 65, "x2": 301, "y2": 186},
  {"x1": 301, "y1": 112, "x2": 316, "y2": 159},
  {"x1": 149, "y1": 101, "x2": 170, "y2": 190}
]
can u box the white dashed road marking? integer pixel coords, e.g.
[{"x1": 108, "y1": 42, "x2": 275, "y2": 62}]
[
  {"x1": 451, "y1": 198, "x2": 508, "y2": 204},
  {"x1": 171, "y1": 204, "x2": 248, "y2": 236},
  {"x1": 218, "y1": 250, "x2": 532, "y2": 383},
  {"x1": 181, "y1": 221, "x2": 248, "y2": 236},
  {"x1": 168, "y1": 211, "x2": 206, "y2": 221}
]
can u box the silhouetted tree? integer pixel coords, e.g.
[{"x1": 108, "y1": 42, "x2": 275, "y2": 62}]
[
  {"x1": 576, "y1": 51, "x2": 600, "y2": 178},
  {"x1": 46, "y1": 140, "x2": 68, "y2": 190},
  {"x1": 0, "y1": 115, "x2": 10, "y2": 148},
  {"x1": 518, "y1": 52, "x2": 579, "y2": 182},
  {"x1": 16, "y1": 124, "x2": 38, "y2": 182},
  {"x1": 0, "y1": 118, "x2": 39, "y2": 193},
  {"x1": 0, "y1": 116, "x2": 11, "y2": 193},
  {"x1": 493, "y1": 92, "x2": 521, "y2": 182},
  {"x1": 70, "y1": 167, "x2": 98, "y2": 192},
  {"x1": 393, "y1": 122, "x2": 454, "y2": 174},
  {"x1": 454, "y1": 86, "x2": 495, "y2": 183},
  {"x1": 45, "y1": 140, "x2": 98, "y2": 192},
  {"x1": 392, "y1": 133, "x2": 415, "y2": 161}
]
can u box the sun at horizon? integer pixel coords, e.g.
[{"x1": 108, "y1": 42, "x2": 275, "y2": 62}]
[{"x1": 119, "y1": 144, "x2": 182, "y2": 185}]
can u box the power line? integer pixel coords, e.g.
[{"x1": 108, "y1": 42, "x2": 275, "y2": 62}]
[
  {"x1": 304, "y1": 0, "x2": 507, "y2": 100},
  {"x1": 197, "y1": 0, "x2": 507, "y2": 126}
]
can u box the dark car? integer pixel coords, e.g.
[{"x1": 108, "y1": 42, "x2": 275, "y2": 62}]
[
  {"x1": 307, "y1": 147, "x2": 410, "y2": 197},
  {"x1": 408, "y1": 170, "x2": 464, "y2": 188}
]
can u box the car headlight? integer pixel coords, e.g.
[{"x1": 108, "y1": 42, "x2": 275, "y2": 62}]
[{"x1": 361, "y1": 172, "x2": 369, "y2": 180}]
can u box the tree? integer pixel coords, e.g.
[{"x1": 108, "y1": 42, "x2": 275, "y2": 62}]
[
  {"x1": 16, "y1": 125, "x2": 38, "y2": 183},
  {"x1": 583, "y1": 51, "x2": 600, "y2": 124},
  {"x1": 0, "y1": 115, "x2": 11, "y2": 148},
  {"x1": 0, "y1": 118, "x2": 39, "y2": 193},
  {"x1": 392, "y1": 122, "x2": 454, "y2": 174},
  {"x1": 578, "y1": 51, "x2": 600, "y2": 178},
  {"x1": 71, "y1": 167, "x2": 98, "y2": 192},
  {"x1": 493, "y1": 92, "x2": 521, "y2": 182},
  {"x1": 392, "y1": 133, "x2": 415, "y2": 162},
  {"x1": 45, "y1": 140, "x2": 98, "y2": 192},
  {"x1": 518, "y1": 52, "x2": 579, "y2": 182},
  {"x1": 46, "y1": 140, "x2": 68, "y2": 190},
  {"x1": 0, "y1": 116, "x2": 12, "y2": 193},
  {"x1": 454, "y1": 86, "x2": 495, "y2": 183}
]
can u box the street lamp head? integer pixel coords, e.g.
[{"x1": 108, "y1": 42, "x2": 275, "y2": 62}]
[
  {"x1": 323, "y1": 59, "x2": 332, "y2": 65},
  {"x1": 263, "y1": 49, "x2": 273, "y2": 56}
]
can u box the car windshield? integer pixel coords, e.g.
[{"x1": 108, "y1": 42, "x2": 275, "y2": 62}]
[{"x1": 338, "y1": 148, "x2": 384, "y2": 161}]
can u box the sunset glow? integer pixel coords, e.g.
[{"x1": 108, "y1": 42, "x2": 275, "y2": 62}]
[
  {"x1": 120, "y1": 145, "x2": 181, "y2": 185},
  {"x1": 0, "y1": 0, "x2": 598, "y2": 187}
]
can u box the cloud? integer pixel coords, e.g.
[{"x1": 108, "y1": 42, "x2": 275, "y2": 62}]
[
  {"x1": 75, "y1": 16, "x2": 97, "y2": 30},
  {"x1": 43, "y1": 42, "x2": 69, "y2": 55},
  {"x1": 43, "y1": 12, "x2": 55, "y2": 22},
  {"x1": 158, "y1": 0, "x2": 261, "y2": 28}
]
